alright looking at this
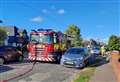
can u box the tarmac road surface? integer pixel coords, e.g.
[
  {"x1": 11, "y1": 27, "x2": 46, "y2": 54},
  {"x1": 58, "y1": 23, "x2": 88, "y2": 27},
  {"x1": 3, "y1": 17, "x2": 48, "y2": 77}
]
[{"x1": 0, "y1": 62, "x2": 79, "y2": 82}]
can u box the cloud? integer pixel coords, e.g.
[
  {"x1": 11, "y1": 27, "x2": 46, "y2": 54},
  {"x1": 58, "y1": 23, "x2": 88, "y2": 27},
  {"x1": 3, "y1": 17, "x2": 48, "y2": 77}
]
[
  {"x1": 58, "y1": 9, "x2": 65, "y2": 15},
  {"x1": 30, "y1": 16, "x2": 43, "y2": 23},
  {"x1": 42, "y1": 9, "x2": 48, "y2": 14}
]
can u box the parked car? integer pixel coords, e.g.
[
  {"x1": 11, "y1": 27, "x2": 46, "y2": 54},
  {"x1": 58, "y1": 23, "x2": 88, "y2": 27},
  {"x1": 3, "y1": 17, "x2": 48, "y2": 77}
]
[
  {"x1": 105, "y1": 51, "x2": 111, "y2": 62},
  {"x1": 60, "y1": 47, "x2": 90, "y2": 69},
  {"x1": 90, "y1": 47, "x2": 100, "y2": 56},
  {"x1": 0, "y1": 46, "x2": 23, "y2": 65}
]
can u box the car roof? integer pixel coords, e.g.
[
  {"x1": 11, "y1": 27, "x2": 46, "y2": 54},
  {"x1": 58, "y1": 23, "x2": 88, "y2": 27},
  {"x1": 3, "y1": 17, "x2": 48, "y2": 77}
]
[
  {"x1": 0, "y1": 46, "x2": 16, "y2": 49},
  {"x1": 71, "y1": 47, "x2": 87, "y2": 49},
  {"x1": 69, "y1": 47, "x2": 87, "y2": 50}
]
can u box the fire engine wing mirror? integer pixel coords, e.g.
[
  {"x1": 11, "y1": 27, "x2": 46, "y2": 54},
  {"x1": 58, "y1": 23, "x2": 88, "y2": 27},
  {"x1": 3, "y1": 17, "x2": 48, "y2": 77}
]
[
  {"x1": 53, "y1": 39, "x2": 57, "y2": 44},
  {"x1": 53, "y1": 33, "x2": 59, "y2": 44}
]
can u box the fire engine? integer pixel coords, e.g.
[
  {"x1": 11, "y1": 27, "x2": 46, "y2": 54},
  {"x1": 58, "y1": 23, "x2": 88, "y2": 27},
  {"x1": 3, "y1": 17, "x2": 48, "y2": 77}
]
[{"x1": 28, "y1": 29, "x2": 69, "y2": 62}]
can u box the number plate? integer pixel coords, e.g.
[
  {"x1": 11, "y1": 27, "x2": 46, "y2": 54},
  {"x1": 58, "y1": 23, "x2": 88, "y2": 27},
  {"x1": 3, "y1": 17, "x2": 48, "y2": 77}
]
[{"x1": 66, "y1": 61, "x2": 74, "y2": 64}]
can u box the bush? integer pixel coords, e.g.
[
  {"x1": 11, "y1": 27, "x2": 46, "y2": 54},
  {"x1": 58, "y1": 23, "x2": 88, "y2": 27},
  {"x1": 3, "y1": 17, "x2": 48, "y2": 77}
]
[{"x1": 0, "y1": 28, "x2": 7, "y2": 44}]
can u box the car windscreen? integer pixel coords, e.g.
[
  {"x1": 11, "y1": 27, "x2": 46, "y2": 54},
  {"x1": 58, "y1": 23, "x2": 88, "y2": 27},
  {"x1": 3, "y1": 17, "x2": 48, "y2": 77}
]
[
  {"x1": 30, "y1": 34, "x2": 53, "y2": 44},
  {"x1": 66, "y1": 48, "x2": 85, "y2": 55},
  {"x1": 93, "y1": 47, "x2": 100, "y2": 50},
  {"x1": 0, "y1": 47, "x2": 4, "y2": 52}
]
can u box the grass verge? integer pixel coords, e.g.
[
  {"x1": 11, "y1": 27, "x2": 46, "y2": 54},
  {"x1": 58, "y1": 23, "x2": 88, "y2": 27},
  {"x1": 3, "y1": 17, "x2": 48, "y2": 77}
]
[
  {"x1": 73, "y1": 58, "x2": 102, "y2": 82},
  {"x1": 73, "y1": 67, "x2": 95, "y2": 82}
]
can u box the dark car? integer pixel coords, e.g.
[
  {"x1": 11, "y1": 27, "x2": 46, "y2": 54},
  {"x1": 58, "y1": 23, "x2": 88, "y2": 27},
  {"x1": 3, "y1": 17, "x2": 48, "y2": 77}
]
[
  {"x1": 90, "y1": 47, "x2": 100, "y2": 57},
  {"x1": 60, "y1": 47, "x2": 91, "y2": 68},
  {"x1": 0, "y1": 46, "x2": 23, "y2": 65}
]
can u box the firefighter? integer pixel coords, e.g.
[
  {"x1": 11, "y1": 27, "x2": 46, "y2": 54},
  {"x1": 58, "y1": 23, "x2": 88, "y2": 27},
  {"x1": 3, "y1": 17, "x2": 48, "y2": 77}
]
[{"x1": 100, "y1": 45, "x2": 106, "y2": 57}]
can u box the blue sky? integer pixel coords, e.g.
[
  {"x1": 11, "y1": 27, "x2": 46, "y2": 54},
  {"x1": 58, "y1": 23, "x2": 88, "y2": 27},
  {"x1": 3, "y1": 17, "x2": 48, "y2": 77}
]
[{"x1": 0, "y1": 0, "x2": 119, "y2": 42}]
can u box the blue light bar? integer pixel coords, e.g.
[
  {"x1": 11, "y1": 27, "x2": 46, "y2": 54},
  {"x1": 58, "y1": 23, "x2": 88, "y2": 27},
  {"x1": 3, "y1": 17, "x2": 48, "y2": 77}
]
[{"x1": 37, "y1": 29, "x2": 53, "y2": 32}]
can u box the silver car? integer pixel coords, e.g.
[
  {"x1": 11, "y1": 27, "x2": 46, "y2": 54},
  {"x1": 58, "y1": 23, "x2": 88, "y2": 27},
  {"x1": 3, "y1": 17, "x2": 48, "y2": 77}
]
[{"x1": 60, "y1": 47, "x2": 90, "y2": 68}]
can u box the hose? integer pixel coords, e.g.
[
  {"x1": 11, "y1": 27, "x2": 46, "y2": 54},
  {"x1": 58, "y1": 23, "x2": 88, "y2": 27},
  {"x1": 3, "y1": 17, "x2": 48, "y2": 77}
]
[{"x1": 2, "y1": 44, "x2": 38, "y2": 82}]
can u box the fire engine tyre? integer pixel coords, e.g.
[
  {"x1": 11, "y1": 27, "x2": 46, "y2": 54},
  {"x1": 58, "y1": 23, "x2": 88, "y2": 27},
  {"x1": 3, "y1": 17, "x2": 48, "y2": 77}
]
[
  {"x1": 18, "y1": 55, "x2": 24, "y2": 62},
  {"x1": 0, "y1": 57, "x2": 5, "y2": 65}
]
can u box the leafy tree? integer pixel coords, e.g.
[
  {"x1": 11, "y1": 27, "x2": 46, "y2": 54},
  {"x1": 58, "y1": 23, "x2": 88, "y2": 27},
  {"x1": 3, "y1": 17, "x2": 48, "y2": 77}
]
[
  {"x1": 116, "y1": 37, "x2": 120, "y2": 51},
  {"x1": 0, "y1": 28, "x2": 7, "y2": 44},
  {"x1": 65, "y1": 25, "x2": 82, "y2": 47},
  {"x1": 108, "y1": 35, "x2": 120, "y2": 51}
]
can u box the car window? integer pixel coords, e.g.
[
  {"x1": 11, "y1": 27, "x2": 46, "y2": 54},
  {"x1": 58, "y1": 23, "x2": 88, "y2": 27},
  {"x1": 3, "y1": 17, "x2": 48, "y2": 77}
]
[
  {"x1": 66, "y1": 48, "x2": 85, "y2": 55},
  {"x1": 93, "y1": 47, "x2": 100, "y2": 50},
  {"x1": 5, "y1": 47, "x2": 15, "y2": 52},
  {"x1": 84, "y1": 49, "x2": 89, "y2": 56},
  {"x1": 5, "y1": 48, "x2": 13, "y2": 51},
  {"x1": 0, "y1": 48, "x2": 4, "y2": 52}
]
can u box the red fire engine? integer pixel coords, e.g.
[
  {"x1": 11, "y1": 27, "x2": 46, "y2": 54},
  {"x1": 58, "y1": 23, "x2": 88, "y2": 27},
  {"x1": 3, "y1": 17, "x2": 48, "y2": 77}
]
[{"x1": 28, "y1": 29, "x2": 68, "y2": 62}]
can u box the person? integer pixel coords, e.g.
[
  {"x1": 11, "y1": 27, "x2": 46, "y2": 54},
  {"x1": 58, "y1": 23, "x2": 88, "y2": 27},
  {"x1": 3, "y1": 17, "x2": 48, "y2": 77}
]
[
  {"x1": 100, "y1": 45, "x2": 106, "y2": 57},
  {"x1": 16, "y1": 46, "x2": 22, "y2": 55}
]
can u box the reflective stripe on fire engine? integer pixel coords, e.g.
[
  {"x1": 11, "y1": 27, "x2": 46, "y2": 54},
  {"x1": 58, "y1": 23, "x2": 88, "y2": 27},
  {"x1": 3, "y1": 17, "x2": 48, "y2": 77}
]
[
  {"x1": 48, "y1": 58, "x2": 52, "y2": 61},
  {"x1": 29, "y1": 56, "x2": 55, "y2": 61},
  {"x1": 45, "y1": 58, "x2": 48, "y2": 61}
]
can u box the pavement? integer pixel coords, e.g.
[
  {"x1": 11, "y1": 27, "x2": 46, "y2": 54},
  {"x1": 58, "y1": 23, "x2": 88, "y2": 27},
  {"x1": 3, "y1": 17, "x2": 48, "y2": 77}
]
[
  {"x1": 89, "y1": 62, "x2": 117, "y2": 82},
  {"x1": 111, "y1": 53, "x2": 120, "y2": 82},
  {"x1": 89, "y1": 53, "x2": 120, "y2": 82},
  {"x1": 0, "y1": 62, "x2": 79, "y2": 82}
]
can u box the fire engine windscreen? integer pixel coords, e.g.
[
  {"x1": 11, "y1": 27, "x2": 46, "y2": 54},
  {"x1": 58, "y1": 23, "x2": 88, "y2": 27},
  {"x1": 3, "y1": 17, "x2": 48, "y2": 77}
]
[{"x1": 30, "y1": 34, "x2": 53, "y2": 44}]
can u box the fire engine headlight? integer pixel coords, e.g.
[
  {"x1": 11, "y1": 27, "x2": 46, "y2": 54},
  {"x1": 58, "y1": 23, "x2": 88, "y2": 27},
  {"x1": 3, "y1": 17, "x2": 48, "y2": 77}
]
[{"x1": 42, "y1": 45, "x2": 45, "y2": 48}]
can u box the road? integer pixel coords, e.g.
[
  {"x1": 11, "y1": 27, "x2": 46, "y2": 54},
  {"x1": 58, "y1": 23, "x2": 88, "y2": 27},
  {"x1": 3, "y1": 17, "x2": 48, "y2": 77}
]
[{"x1": 0, "y1": 62, "x2": 79, "y2": 82}]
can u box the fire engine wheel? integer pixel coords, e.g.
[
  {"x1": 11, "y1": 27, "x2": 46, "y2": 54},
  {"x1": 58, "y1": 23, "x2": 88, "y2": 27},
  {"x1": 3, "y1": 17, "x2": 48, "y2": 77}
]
[{"x1": 0, "y1": 58, "x2": 5, "y2": 65}]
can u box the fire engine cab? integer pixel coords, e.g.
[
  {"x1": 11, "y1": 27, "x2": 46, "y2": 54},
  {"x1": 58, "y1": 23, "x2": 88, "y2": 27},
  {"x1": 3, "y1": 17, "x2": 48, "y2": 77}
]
[{"x1": 28, "y1": 29, "x2": 67, "y2": 62}]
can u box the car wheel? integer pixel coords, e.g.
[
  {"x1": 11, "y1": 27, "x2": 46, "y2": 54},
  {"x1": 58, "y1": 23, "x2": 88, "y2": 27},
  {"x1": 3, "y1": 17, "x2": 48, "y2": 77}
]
[
  {"x1": 18, "y1": 55, "x2": 24, "y2": 62},
  {"x1": 0, "y1": 58, "x2": 5, "y2": 65}
]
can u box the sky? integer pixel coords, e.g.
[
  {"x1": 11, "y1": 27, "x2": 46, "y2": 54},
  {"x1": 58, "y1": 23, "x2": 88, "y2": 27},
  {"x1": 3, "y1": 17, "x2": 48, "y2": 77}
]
[{"x1": 0, "y1": 0, "x2": 119, "y2": 43}]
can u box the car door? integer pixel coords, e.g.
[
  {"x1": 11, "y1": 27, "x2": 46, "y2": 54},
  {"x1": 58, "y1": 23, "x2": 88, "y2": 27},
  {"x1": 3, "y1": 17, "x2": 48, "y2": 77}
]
[{"x1": 83, "y1": 49, "x2": 90, "y2": 63}]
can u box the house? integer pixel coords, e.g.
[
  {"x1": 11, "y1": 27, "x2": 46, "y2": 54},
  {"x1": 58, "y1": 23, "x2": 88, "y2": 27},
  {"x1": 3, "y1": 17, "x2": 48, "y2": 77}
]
[{"x1": 0, "y1": 26, "x2": 29, "y2": 47}]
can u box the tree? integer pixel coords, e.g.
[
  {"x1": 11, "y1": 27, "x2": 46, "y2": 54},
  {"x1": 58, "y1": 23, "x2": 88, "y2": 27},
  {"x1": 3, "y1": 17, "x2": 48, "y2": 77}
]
[
  {"x1": 65, "y1": 25, "x2": 82, "y2": 47},
  {"x1": 108, "y1": 35, "x2": 120, "y2": 51},
  {"x1": 116, "y1": 37, "x2": 120, "y2": 51},
  {"x1": 0, "y1": 28, "x2": 7, "y2": 44}
]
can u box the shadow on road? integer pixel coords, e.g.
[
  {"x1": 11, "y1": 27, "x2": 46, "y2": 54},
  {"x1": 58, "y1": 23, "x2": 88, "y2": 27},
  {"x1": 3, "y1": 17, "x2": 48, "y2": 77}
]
[{"x1": 0, "y1": 65, "x2": 14, "y2": 73}]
